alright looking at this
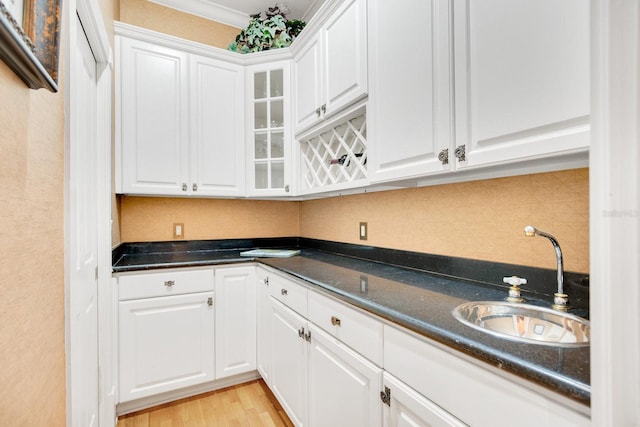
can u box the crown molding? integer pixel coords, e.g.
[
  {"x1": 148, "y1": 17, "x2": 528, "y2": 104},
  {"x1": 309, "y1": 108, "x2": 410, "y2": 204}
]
[{"x1": 148, "y1": 0, "x2": 249, "y2": 28}]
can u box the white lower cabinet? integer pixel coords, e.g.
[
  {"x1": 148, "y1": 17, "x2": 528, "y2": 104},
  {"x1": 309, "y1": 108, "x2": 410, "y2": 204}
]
[
  {"x1": 214, "y1": 266, "x2": 257, "y2": 379},
  {"x1": 256, "y1": 267, "x2": 272, "y2": 384},
  {"x1": 308, "y1": 324, "x2": 382, "y2": 427},
  {"x1": 382, "y1": 372, "x2": 465, "y2": 427},
  {"x1": 118, "y1": 291, "x2": 215, "y2": 402},
  {"x1": 116, "y1": 265, "x2": 589, "y2": 426},
  {"x1": 384, "y1": 325, "x2": 589, "y2": 427},
  {"x1": 263, "y1": 269, "x2": 384, "y2": 427},
  {"x1": 270, "y1": 297, "x2": 309, "y2": 426}
]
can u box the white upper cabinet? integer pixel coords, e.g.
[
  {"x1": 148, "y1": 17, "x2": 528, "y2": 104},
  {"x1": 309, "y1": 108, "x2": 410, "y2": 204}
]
[
  {"x1": 118, "y1": 37, "x2": 189, "y2": 195},
  {"x1": 367, "y1": 0, "x2": 453, "y2": 184},
  {"x1": 116, "y1": 25, "x2": 245, "y2": 197},
  {"x1": 293, "y1": 0, "x2": 368, "y2": 134},
  {"x1": 453, "y1": 0, "x2": 590, "y2": 169},
  {"x1": 246, "y1": 60, "x2": 293, "y2": 196},
  {"x1": 190, "y1": 55, "x2": 246, "y2": 197}
]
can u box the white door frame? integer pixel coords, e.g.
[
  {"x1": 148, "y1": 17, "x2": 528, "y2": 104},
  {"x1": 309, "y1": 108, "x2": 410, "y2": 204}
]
[
  {"x1": 64, "y1": 0, "x2": 113, "y2": 425},
  {"x1": 590, "y1": 0, "x2": 640, "y2": 425}
]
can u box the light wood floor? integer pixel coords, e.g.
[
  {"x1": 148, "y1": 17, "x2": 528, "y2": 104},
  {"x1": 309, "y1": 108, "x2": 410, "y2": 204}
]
[{"x1": 118, "y1": 380, "x2": 293, "y2": 427}]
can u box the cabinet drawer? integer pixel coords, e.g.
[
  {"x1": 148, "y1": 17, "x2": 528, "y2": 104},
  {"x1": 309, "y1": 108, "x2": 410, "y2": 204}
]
[
  {"x1": 308, "y1": 290, "x2": 383, "y2": 366},
  {"x1": 117, "y1": 269, "x2": 214, "y2": 300},
  {"x1": 269, "y1": 273, "x2": 308, "y2": 317},
  {"x1": 384, "y1": 325, "x2": 589, "y2": 427}
]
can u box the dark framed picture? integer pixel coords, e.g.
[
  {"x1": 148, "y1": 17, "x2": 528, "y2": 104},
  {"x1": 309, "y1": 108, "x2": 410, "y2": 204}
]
[{"x1": 0, "y1": 0, "x2": 61, "y2": 91}]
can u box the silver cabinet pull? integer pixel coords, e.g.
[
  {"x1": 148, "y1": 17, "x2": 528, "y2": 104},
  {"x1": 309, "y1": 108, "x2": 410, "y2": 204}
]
[
  {"x1": 321, "y1": 104, "x2": 326, "y2": 114},
  {"x1": 192, "y1": 183, "x2": 198, "y2": 191},
  {"x1": 281, "y1": 288, "x2": 288, "y2": 296},
  {"x1": 182, "y1": 183, "x2": 187, "y2": 191},
  {"x1": 315, "y1": 107, "x2": 322, "y2": 117},
  {"x1": 298, "y1": 327, "x2": 305, "y2": 338},
  {"x1": 331, "y1": 316, "x2": 341, "y2": 326},
  {"x1": 284, "y1": 184, "x2": 290, "y2": 193},
  {"x1": 304, "y1": 330, "x2": 311, "y2": 342},
  {"x1": 164, "y1": 280, "x2": 175, "y2": 287},
  {"x1": 438, "y1": 148, "x2": 449, "y2": 165},
  {"x1": 207, "y1": 297, "x2": 213, "y2": 306},
  {"x1": 264, "y1": 277, "x2": 269, "y2": 286},
  {"x1": 454, "y1": 144, "x2": 466, "y2": 162}
]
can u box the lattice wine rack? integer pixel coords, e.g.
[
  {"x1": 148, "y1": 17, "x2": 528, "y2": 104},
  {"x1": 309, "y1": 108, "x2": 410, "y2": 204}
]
[{"x1": 299, "y1": 111, "x2": 367, "y2": 190}]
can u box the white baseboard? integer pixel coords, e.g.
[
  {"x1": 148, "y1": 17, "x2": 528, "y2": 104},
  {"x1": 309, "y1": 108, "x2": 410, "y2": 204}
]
[{"x1": 116, "y1": 371, "x2": 261, "y2": 417}]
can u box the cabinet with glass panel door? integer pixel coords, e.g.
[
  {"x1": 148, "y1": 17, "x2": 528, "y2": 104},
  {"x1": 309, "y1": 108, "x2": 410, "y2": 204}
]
[{"x1": 246, "y1": 60, "x2": 293, "y2": 196}]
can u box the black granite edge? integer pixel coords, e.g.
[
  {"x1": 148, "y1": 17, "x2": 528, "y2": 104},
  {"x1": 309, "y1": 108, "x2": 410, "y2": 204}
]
[
  {"x1": 112, "y1": 257, "x2": 256, "y2": 272},
  {"x1": 299, "y1": 238, "x2": 590, "y2": 313},
  {"x1": 112, "y1": 237, "x2": 301, "y2": 266},
  {"x1": 112, "y1": 237, "x2": 589, "y2": 312}
]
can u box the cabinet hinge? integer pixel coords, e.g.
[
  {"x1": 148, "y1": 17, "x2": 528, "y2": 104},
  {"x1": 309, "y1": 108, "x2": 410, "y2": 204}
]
[{"x1": 380, "y1": 386, "x2": 391, "y2": 406}]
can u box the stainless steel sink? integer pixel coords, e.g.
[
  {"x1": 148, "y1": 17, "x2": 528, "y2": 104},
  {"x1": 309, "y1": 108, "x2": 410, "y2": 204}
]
[{"x1": 452, "y1": 301, "x2": 590, "y2": 347}]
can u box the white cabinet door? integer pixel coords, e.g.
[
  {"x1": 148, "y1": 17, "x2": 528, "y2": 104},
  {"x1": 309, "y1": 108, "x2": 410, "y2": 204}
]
[
  {"x1": 321, "y1": 0, "x2": 368, "y2": 118},
  {"x1": 307, "y1": 324, "x2": 383, "y2": 427},
  {"x1": 256, "y1": 268, "x2": 272, "y2": 384},
  {"x1": 117, "y1": 31, "x2": 246, "y2": 197},
  {"x1": 382, "y1": 372, "x2": 466, "y2": 427},
  {"x1": 270, "y1": 298, "x2": 308, "y2": 426},
  {"x1": 453, "y1": 0, "x2": 590, "y2": 169},
  {"x1": 246, "y1": 61, "x2": 293, "y2": 196},
  {"x1": 214, "y1": 266, "x2": 257, "y2": 379},
  {"x1": 368, "y1": 0, "x2": 452, "y2": 183},
  {"x1": 293, "y1": 36, "x2": 323, "y2": 134},
  {"x1": 118, "y1": 292, "x2": 215, "y2": 402},
  {"x1": 293, "y1": 0, "x2": 367, "y2": 134},
  {"x1": 190, "y1": 55, "x2": 245, "y2": 197},
  {"x1": 119, "y1": 37, "x2": 189, "y2": 195}
]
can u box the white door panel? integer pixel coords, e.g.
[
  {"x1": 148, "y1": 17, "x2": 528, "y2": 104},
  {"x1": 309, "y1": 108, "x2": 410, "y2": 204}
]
[{"x1": 69, "y1": 15, "x2": 99, "y2": 427}]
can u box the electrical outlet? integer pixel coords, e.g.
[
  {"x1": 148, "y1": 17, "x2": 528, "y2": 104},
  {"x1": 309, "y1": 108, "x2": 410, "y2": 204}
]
[
  {"x1": 173, "y1": 223, "x2": 184, "y2": 239},
  {"x1": 359, "y1": 222, "x2": 368, "y2": 240}
]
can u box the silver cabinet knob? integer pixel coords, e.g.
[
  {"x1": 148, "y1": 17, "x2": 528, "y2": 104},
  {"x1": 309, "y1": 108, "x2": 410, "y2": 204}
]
[
  {"x1": 438, "y1": 148, "x2": 449, "y2": 165},
  {"x1": 182, "y1": 183, "x2": 187, "y2": 191},
  {"x1": 281, "y1": 288, "x2": 288, "y2": 296},
  {"x1": 164, "y1": 280, "x2": 175, "y2": 287},
  {"x1": 454, "y1": 145, "x2": 466, "y2": 162},
  {"x1": 192, "y1": 183, "x2": 198, "y2": 191},
  {"x1": 331, "y1": 316, "x2": 341, "y2": 326}
]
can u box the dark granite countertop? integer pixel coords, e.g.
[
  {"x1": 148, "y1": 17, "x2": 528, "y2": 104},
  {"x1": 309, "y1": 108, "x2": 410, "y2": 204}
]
[{"x1": 112, "y1": 238, "x2": 590, "y2": 408}]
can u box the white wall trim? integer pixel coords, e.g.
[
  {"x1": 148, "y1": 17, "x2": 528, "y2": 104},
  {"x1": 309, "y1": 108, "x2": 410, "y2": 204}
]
[
  {"x1": 590, "y1": 0, "x2": 640, "y2": 425},
  {"x1": 65, "y1": 0, "x2": 114, "y2": 425},
  {"x1": 148, "y1": 0, "x2": 248, "y2": 28}
]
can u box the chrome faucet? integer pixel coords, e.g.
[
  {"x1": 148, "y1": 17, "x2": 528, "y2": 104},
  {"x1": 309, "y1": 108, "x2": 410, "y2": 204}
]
[{"x1": 524, "y1": 225, "x2": 569, "y2": 311}]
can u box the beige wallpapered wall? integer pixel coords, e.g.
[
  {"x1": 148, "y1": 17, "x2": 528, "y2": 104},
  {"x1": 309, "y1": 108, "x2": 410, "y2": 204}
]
[
  {"x1": 0, "y1": 46, "x2": 66, "y2": 427},
  {"x1": 0, "y1": 0, "x2": 116, "y2": 423},
  {"x1": 300, "y1": 169, "x2": 589, "y2": 273},
  {"x1": 119, "y1": 0, "x2": 240, "y2": 48},
  {"x1": 119, "y1": 169, "x2": 589, "y2": 273},
  {"x1": 120, "y1": 197, "x2": 300, "y2": 242}
]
